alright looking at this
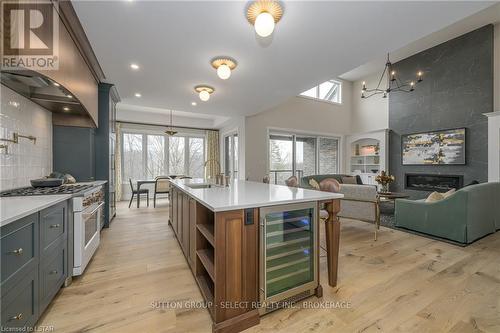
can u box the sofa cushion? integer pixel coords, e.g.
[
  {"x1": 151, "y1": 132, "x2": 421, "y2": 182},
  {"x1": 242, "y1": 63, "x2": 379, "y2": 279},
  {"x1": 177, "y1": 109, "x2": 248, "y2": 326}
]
[
  {"x1": 443, "y1": 188, "x2": 456, "y2": 198},
  {"x1": 300, "y1": 174, "x2": 363, "y2": 188},
  {"x1": 309, "y1": 178, "x2": 320, "y2": 190},
  {"x1": 341, "y1": 176, "x2": 358, "y2": 184},
  {"x1": 319, "y1": 178, "x2": 341, "y2": 193},
  {"x1": 425, "y1": 191, "x2": 444, "y2": 203}
]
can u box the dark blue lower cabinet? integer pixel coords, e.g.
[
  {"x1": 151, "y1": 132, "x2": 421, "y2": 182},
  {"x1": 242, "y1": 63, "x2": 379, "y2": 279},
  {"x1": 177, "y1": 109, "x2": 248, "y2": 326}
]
[
  {"x1": 39, "y1": 243, "x2": 67, "y2": 313},
  {"x1": 1, "y1": 267, "x2": 38, "y2": 329},
  {"x1": 0, "y1": 200, "x2": 68, "y2": 329}
]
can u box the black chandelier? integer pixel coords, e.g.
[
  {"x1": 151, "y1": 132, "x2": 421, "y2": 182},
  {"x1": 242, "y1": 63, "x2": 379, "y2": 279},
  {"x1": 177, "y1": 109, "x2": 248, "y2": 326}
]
[{"x1": 361, "y1": 53, "x2": 423, "y2": 99}]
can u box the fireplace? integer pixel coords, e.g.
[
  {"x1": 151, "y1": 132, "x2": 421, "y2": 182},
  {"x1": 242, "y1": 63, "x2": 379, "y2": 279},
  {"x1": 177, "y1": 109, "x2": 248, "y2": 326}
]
[{"x1": 405, "y1": 173, "x2": 464, "y2": 192}]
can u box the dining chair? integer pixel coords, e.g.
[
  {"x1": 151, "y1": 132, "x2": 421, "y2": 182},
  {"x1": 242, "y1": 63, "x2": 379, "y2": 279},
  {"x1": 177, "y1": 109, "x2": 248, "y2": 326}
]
[
  {"x1": 154, "y1": 176, "x2": 171, "y2": 208},
  {"x1": 129, "y1": 178, "x2": 149, "y2": 208},
  {"x1": 285, "y1": 175, "x2": 298, "y2": 187}
]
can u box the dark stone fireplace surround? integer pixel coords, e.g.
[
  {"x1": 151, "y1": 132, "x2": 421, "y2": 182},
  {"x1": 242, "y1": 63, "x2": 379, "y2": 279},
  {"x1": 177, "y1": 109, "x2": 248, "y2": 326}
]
[
  {"x1": 405, "y1": 173, "x2": 464, "y2": 192},
  {"x1": 388, "y1": 25, "x2": 492, "y2": 199}
]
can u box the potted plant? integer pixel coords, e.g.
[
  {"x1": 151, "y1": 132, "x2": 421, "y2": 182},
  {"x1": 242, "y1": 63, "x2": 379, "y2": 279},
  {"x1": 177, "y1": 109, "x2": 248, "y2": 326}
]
[{"x1": 376, "y1": 171, "x2": 395, "y2": 193}]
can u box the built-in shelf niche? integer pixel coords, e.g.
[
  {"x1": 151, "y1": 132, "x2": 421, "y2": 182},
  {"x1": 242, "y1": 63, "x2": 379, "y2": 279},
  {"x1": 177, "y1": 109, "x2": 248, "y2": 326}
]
[{"x1": 350, "y1": 138, "x2": 381, "y2": 174}]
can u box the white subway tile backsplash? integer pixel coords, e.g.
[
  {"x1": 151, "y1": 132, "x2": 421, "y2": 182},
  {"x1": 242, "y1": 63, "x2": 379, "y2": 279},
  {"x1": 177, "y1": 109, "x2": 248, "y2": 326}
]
[{"x1": 0, "y1": 85, "x2": 52, "y2": 191}]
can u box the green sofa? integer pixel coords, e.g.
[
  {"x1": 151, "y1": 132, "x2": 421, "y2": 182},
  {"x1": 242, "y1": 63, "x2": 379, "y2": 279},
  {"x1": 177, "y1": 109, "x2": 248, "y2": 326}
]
[
  {"x1": 300, "y1": 174, "x2": 363, "y2": 189},
  {"x1": 395, "y1": 182, "x2": 500, "y2": 244}
]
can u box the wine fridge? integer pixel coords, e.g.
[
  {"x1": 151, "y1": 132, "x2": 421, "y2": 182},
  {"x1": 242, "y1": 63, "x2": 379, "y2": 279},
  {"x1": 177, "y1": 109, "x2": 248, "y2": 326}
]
[{"x1": 259, "y1": 202, "x2": 318, "y2": 314}]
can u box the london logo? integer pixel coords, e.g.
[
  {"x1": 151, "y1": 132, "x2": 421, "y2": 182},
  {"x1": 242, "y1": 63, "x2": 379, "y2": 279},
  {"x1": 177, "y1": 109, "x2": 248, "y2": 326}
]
[{"x1": 1, "y1": 1, "x2": 59, "y2": 70}]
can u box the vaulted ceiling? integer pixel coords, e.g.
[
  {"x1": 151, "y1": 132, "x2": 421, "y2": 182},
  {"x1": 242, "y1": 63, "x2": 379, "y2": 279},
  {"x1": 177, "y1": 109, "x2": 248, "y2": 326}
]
[{"x1": 73, "y1": 1, "x2": 494, "y2": 118}]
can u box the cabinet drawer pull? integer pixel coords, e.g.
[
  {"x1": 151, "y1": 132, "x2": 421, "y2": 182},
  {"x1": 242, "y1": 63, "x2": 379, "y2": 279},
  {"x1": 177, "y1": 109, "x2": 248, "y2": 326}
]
[
  {"x1": 8, "y1": 248, "x2": 23, "y2": 255},
  {"x1": 11, "y1": 313, "x2": 23, "y2": 321},
  {"x1": 50, "y1": 270, "x2": 58, "y2": 275},
  {"x1": 50, "y1": 223, "x2": 61, "y2": 228}
]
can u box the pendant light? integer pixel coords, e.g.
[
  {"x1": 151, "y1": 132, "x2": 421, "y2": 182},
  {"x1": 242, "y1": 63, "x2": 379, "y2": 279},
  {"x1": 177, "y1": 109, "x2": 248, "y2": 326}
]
[{"x1": 165, "y1": 110, "x2": 178, "y2": 136}]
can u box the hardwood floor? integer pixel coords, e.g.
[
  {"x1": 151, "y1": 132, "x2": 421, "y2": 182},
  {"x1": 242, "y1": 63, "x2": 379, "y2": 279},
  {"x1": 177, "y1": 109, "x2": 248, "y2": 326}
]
[{"x1": 39, "y1": 199, "x2": 500, "y2": 333}]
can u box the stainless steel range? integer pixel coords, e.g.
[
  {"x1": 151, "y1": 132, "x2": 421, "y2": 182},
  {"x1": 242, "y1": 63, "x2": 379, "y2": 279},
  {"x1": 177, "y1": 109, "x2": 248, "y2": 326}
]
[{"x1": 0, "y1": 183, "x2": 105, "y2": 278}]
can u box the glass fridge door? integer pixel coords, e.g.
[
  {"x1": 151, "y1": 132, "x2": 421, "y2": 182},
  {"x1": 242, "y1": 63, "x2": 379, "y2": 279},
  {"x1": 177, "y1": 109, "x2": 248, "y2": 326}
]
[{"x1": 263, "y1": 204, "x2": 316, "y2": 299}]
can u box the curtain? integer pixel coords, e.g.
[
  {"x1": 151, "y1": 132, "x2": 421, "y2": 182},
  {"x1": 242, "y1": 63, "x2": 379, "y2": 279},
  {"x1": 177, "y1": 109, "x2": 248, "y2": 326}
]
[
  {"x1": 205, "y1": 130, "x2": 220, "y2": 178},
  {"x1": 115, "y1": 123, "x2": 123, "y2": 201}
]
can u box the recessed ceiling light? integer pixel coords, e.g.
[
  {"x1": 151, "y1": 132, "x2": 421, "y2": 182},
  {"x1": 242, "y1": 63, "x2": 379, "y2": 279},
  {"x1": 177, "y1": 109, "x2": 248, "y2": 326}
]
[
  {"x1": 53, "y1": 82, "x2": 60, "y2": 87},
  {"x1": 66, "y1": 94, "x2": 72, "y2": 98},
  {"x1": 130, "y1": 63, "x2": 140, "y2": 70},
  {"x1": 134, "y1": 93, "x2": 142, "y2": 98},
  {"x1": 63, "y1": 106, "x2": 70, "y2": 111},
  {"x1": 191, "y1": 102, "x2": 197, "y2": 106}
]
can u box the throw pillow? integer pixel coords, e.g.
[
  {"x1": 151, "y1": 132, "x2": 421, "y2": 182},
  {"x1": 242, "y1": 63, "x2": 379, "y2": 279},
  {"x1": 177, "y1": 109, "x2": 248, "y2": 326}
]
[
  {"x1": 443, "y1": 188, "x2": 456, "y2": 198},
  {"x1": 319, "y1": 178, "x2": 341, "y2": 193},
  {"x1": 309, "y1": 178, "x2": 320, "y2": 190},
  {"x1": 341, "y1": 176, "x2": 357, "y2": 184},
  {"x1": 425, "y1": 191, "x2": 444, "y2": 203}
]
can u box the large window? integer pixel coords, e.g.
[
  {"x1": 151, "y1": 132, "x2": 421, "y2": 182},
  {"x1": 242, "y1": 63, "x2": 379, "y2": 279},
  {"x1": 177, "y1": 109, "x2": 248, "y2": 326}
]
[
  {"x1": 122, "y1": 132, "x2": 205, "y2": 182},
  {"x1": 300, "y1": 80, "x2": 342, "y2": 104},
  {"x1": 269, "y1": 132, "x2": 340, "y2": 185},
  {"x1": 123, "y1": 134, "x2": 143, "y2": 181}
]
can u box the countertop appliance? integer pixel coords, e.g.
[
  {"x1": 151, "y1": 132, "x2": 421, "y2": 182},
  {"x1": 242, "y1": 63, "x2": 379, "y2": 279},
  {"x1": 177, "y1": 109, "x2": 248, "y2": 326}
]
[{"x1": 259, "y1": 202, "x2": 318, "y2": 314}]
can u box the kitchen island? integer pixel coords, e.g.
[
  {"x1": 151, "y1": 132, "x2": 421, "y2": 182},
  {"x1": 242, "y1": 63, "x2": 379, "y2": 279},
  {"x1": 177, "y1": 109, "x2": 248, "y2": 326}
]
[{"x1": 169, "y1": 179, "x2": 343, "y2": 333}]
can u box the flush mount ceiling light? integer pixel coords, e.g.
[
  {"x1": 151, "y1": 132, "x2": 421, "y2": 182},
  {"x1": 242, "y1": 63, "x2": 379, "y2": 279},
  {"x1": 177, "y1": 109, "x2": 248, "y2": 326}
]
[
  {"x1": 211, "y1": 57, "x2": 237, "y2": 80},
  {"x1": 246, "y1": 0, "x2": 283, "y2": 37},
  {"x1": 361, "y1": 53, "x2": 423, "y2": 99},
  {"x1": 191, "y1": 102, "x2": 197, "y2": 106},
  {"x1": 194, "y1": 85, "x2": 215, "y2": 102},
  {"x1": 130, "y1": 63, "x2": 139, "y2": 70},
  {"x1": 63, "y1": 106, "x2": 70, "y2": 112},
  {"x1": 134, "y1": 92, "x2": 142, "y2": 98}
]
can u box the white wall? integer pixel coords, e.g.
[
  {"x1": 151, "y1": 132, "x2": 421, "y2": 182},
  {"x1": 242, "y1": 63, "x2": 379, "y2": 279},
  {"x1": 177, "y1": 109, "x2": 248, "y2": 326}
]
[
  {"x1": 0, "y1": 86, "x2": 52, "y2": 190},
  {"x1": 117, "y1": 108, "x2": 219, "y2": 130},
  {"x1": 219, "y1": 116, "x2": 246, "y2": 180},
  {"x1": 245, "y1": 80, "x2": 352, "y2": 181},
  {"x1": 350, "y1": 72, "x2": 389, "y2": 134}
]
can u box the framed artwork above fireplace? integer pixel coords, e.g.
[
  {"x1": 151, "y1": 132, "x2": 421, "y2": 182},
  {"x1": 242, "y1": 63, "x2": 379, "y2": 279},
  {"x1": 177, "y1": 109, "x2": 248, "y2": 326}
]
[{"x1": 402, "y1": 128, "x2": 466, "y2": 165}]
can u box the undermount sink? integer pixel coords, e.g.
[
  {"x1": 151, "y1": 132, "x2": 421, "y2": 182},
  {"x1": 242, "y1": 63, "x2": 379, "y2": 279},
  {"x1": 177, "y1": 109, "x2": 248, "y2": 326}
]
[{"x1": 186, "y1": 183, "x2": 217, "y2": 189}]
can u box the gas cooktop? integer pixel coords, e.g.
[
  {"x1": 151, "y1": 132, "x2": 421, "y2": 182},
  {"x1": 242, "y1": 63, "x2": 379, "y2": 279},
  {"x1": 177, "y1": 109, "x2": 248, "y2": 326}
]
[{"x1": 0, "y1": 184, "x2": 94, "y2": 197}]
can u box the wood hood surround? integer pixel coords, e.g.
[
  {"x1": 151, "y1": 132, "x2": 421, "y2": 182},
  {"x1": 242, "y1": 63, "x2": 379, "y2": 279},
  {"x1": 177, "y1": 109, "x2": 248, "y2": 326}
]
[{"x1": 2, "y1": 0, "x2": 105, "y2": 128}]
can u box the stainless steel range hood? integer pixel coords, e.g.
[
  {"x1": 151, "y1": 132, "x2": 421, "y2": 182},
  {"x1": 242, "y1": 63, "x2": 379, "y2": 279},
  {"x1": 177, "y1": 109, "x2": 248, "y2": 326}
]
[{"x1": 1, "y1": 70, "x2": 89, "y2": 117}]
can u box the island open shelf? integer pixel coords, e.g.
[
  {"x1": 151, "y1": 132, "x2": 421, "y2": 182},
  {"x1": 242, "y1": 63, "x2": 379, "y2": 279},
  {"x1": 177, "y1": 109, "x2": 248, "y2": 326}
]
[{"x1": 168, "y1": 179, "x2": 342, "y2": 333}]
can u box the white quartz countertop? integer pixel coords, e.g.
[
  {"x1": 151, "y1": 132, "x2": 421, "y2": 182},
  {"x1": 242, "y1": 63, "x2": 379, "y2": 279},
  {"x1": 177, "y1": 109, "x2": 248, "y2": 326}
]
[
  {"x1": 1, "y1": 194, "x2": 71, "y2": 227},
  {"x1": 0, "y1": 181, "x2": 107, "y2": 227},
  {"x1": 171, "y1": 179, "x2": 343, "y2": 212}
]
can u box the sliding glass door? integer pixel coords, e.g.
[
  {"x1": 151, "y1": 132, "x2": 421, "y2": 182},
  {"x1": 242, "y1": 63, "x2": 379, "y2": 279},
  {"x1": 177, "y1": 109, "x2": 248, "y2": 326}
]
[
  {"x1": 295, "y1": 136, "x2": 317, "y2": 179},
  {"x1": 269, "y1": 134, "x2": 293, "y2": 185},
  {"x1": 224, "y1": 133, "x2": 239, "y2": 179},
  {"x1": 269, "y1": 132, "x2": 339, "y2": 185}
]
